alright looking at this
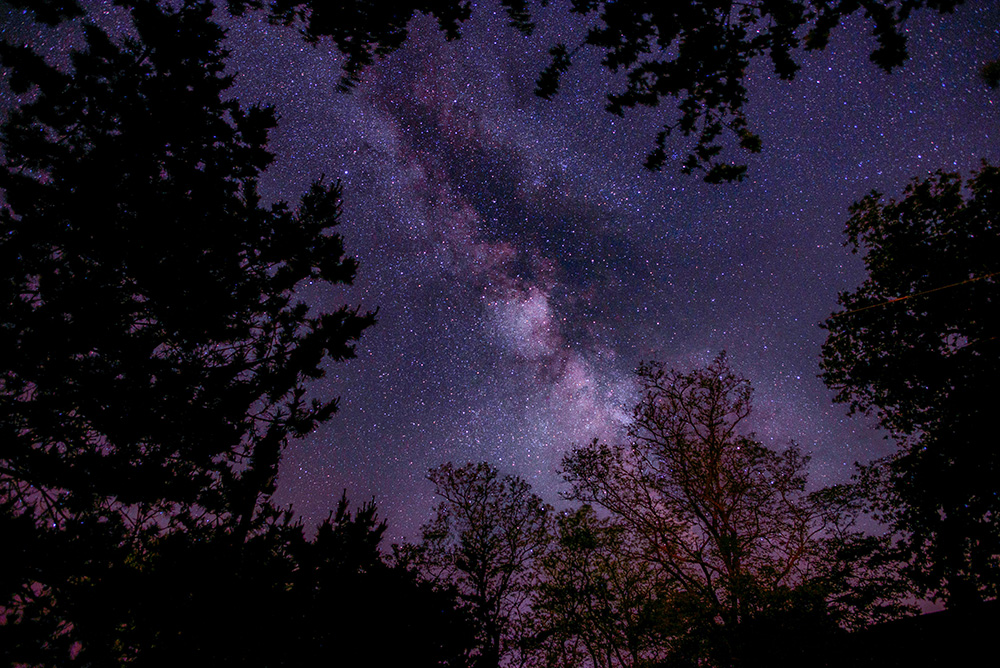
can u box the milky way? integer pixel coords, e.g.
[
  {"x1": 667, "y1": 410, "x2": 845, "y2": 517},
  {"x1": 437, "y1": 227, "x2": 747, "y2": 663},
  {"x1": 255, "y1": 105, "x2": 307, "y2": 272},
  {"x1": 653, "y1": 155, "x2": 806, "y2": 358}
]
[
  {"x1": 219, "y1": 2, "x2": 1000, "y2": 541},
  {"x1": 5, "y1": 1, "x2": 998, "y2": 541}
]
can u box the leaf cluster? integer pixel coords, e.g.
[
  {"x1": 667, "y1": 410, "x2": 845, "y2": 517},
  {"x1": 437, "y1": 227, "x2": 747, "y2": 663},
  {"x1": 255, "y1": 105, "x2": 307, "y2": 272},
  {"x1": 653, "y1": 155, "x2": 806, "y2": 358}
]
[
  {"x1": 535, "y1": 0, "x2": 962, "y2": 182},
  {"x1": 822, "y1": 165, "x2": 1000, "y2": 437}
]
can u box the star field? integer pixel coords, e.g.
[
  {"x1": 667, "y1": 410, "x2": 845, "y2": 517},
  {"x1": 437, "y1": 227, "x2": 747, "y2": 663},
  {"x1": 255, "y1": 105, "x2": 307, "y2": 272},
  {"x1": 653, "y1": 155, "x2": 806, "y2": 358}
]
[
  {"x1": 219, "y1": 2, "x2": 1000, "y2": 542},
  {"x1": 5, "y1": 0, "x2": 997, "y2": 542}
]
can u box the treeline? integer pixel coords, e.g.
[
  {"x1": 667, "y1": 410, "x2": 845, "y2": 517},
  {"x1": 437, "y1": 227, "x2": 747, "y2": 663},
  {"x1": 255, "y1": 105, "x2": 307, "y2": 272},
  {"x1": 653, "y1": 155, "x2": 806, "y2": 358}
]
[
  {"x1": 2, "y1": 0, "x2": 996, "y2": 666},
  {"x1": 395, "y1": 355, "x2": 908, "y2": 668}
]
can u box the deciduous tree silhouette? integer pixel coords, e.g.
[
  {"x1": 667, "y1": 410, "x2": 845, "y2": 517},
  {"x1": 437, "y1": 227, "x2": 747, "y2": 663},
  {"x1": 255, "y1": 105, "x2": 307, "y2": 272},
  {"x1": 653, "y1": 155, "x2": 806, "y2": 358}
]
[
  {"x1": 0, "y1": 0, "x2": 373, "y2": 661},
  {"x1": 528, "y1": 505, "x2": 668, "y2": 668},
  {"x1": 821, "y1": 164, "x2": 1000, "y2": 607},
  {"x1": 561, "y1": 354, "x2": 906, "y2": 667}
]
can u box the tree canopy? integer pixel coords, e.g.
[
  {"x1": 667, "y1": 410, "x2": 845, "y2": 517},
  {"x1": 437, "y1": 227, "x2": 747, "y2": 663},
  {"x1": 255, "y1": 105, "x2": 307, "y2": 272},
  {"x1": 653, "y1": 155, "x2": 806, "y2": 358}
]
[
  {"x1": 821, "y1": 164, "x2": 1000, "y2": 606},
  {"x1": 529, "y1": 505, "x2": 667, "y2": 668},
  {"x1": 561, "y1": 354, "x2": 906, "y2": 666},
  {"x1": 402, "y1": 462, "x2": 551, "y2": 668},
  {"x1": 533, "y1": 0, "x2": 965, "y2": 182},
  {"x1": 10, "y1": 0, "x2": 966, "y2": 182},
  {"x1": 0, "y1": 0, "x2": 375, "y2": 660}
]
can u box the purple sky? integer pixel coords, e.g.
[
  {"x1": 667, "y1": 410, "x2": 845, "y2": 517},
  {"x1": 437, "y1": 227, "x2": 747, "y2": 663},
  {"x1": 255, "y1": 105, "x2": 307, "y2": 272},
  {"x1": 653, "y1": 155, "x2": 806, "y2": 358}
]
[{"x1": 6, "y1": 0, "x2": 998, "y2": 542}]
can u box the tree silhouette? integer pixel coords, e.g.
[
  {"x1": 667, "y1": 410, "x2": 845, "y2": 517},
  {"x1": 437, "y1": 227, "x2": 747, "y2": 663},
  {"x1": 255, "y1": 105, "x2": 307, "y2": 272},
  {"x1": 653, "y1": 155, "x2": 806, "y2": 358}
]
[
  {"x1": 286, "y1": 495, "x2": 476, "y2": 667},
  {"x1": 532, "y1": 0, "x2": 963, "y2": 182},
  {"x1": 254, "y1": 0, "x2": 966, "y2": 182},
  {"x1": 561, "y1": 354, "x2": 905, "y2": 667},
  {"x1": 821, "y1": 164, "x2": 1000, "y2": 607},
  {"x1": 402, "y1": 462, "x2": 551, "y2": 668},
  {"x1": 13, "y1": 0, "x2": 966, "y2": 182},
  {"x1": 0, "y1": 0, "x2": 373, "y2": 660},
  {"x1": 289, "y1": 494, "x2": 476, "y2": 667},
  {"x1": 27, "y1": 495, "x2": 474, "y2": 666},
  {"x1": 528, "y1": 505, "x2": 668, "y2": 668}
]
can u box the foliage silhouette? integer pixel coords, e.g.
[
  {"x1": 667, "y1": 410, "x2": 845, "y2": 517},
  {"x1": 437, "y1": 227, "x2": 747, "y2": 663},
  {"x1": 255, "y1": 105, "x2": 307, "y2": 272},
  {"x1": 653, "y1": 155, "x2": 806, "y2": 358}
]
[
  {"x1": 0, "y1": 0, "x2": 374, "y2": 660},
  {"x1": 528, "y1": 505, "x2": 668, "y2": 668},
  {"x1": 401, "y1": 461, "x2": 551, "y2": 668},
  {"x1": 532, "y1": 0, "x2": 963, "y2": 182},
  {"x1": 285, "y1": 495, "x2": 476, "y2": 668},
  {"x1": 252, "y1": 0, "x2": 965, "y2": 182},
  {"x1": 983, "y1": 57, "x2": 1000, "y2": 89},
  {"x1": 561, "y1": 354, "x2": 909, "y2": 667},
  {"x1": 4, "y1": 495, "x2": 476, "y2": 666},
  {"x1": 821, "y1": 164, "x2": 1000, "y2": 606},
  {"x1": 13, "y1": 0, "x2": 965, "y2": 182}
]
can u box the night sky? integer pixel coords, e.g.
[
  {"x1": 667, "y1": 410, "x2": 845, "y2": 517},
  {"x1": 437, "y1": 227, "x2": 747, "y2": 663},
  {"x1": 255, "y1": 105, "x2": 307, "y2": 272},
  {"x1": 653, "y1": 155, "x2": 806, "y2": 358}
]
[{"x1": 6, "y1": 1, "x2": 999, "y2": 542}]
